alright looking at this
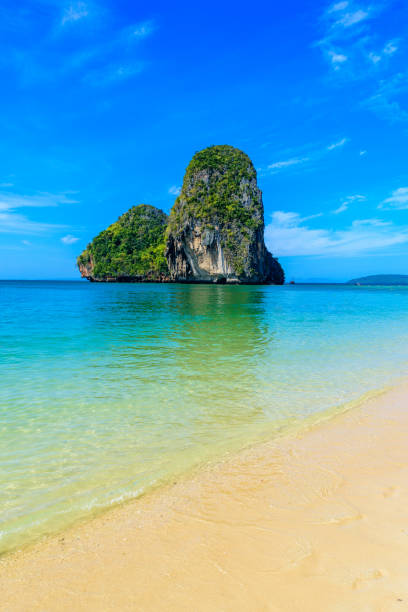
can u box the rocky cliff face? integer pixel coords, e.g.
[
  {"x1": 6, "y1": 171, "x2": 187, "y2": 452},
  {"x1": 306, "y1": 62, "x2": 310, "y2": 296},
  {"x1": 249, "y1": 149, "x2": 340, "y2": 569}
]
[
  {"x1": 165, "y1": 145, "x2": 284, "y2": 284},
  {"x1": 77, "y1": 146, "x2": 285, "y2": 285},
  {"x1": 77, "y1": 204, "x2": 169, "y2": 282}
]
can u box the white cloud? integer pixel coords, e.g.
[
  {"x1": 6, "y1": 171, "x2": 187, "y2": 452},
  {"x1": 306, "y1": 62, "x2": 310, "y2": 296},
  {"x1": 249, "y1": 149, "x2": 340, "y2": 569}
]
[
  {"x1": 317, "y1": 1, "x2": 399, "y2": 84},
  {"x1": 63, "y1": 20, "x2": 155, "y2": 74},
  {"x1": 383, "y1": 40, "x2": 398, "y2": 56},
  {"x1": 265, "y1": 211, "x2": 408, "y2": 257},
  {"x1": 379, "y1": 187, "x2": 408, "y2": 210},
  {"x1": 0, "y1": 212, "x2": 66, "y2": 235},
  {"x1": 335, "y1": 8, "x2": 370, "y2": 27},
  {"x1": 131, "y1": 20, "x2": 156, "y2": 39},
  {"x1": 324, "y1": 1, "x2": 372, "y2": 31},
  {"x1": 9, "y1": 10, "x2": 157, "y2": 89},
  {"x1": 359, "y1": 150, "x2": 367, "y2": 156},
  {"x1": 271, "y1": 211, "x2": 300, "y2": 225},
  {"x1": 268, "y1": 157, "x2": 310, "y2": 170},
  {"x1": 333, "y1": 194, "x2": 365, "y2": 214},
  {"x1": 363, "y1": 73, "x2": 408, "y2": 123},
  {"x1": 368, "y1": 52, "x2": 381, "y2": 64},
  {"x1": 265, "y1": 137, "x2": 350, "y2": 174},
  {"x1": 352, "y1": 218, "x2": 390, "y2": 227},
  {"x1": 168, "y1": 185, "x2": 181, "y2": 196},
  {"x1": 84, "y1": 61, "x2": 145, "y2": 86},
  {"x1": 0, "y1": 191, "x2": 78, "y2": 212},
  {"x1": 333, "y1": 202, "x2": 348, "y2": 214},
  {"x1": 328, "y1": 50, "x2": 348, "y2": 67},
  {"x1": 0, "y1": 191, "x2": 76, "y2": 235},
  {"x1": 327, "y1": 137, "x2": 348, "y2": 150},
  {"x1": 321, "y1": 1, "x2": 372, "y2": 44},
  {"x1": 367, "y1": 40, "x2": 399, "y2": 65},
  {"x1": 62, "y1": 2, "x2": 89, "y2": 25},
  {"x1": 329, "y1": 2, "x2": 349, "y2": 12},
  {"x1": 61, "y1": 234, "x2": 79, "y2": 244},
  {"x1": 114, "y1": 64, "x2": 144, "y2": 80},
  {"x1": 269, "y1": 211, "x2": 324, "y2": 225}
]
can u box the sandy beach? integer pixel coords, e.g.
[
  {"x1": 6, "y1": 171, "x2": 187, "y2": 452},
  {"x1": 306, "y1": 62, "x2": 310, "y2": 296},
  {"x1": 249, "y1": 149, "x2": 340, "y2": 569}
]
[{"x1": 1, "y1": 383, "x2": 408, "y2": 611}]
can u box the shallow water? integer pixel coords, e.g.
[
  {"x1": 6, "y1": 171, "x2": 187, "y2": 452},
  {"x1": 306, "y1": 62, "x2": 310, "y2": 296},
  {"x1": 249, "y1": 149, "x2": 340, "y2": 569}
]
[{"x1": 1, "y1": 281, "x2": 408, "y2": 553}]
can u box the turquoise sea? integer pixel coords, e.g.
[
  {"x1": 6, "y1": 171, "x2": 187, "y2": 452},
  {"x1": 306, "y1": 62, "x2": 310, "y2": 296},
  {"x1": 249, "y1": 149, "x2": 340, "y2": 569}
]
[{"x1": 1, "y1": 281, "x2": 408, "y2": 554}]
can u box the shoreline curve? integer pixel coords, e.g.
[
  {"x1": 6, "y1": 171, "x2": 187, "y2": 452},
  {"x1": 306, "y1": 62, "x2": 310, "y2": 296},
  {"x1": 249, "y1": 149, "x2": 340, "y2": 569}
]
[{"x1": 2, "y1": 381, "x2": 408, "y2": 610}]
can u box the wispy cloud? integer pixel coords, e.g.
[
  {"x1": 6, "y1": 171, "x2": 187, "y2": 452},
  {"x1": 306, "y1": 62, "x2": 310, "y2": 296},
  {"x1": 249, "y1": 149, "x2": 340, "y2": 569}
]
[
  {"x1": 379, "y1": 187, "x2": 408, "y2": 210},
  {"x1": 127, "y1": 20, "x2": 156, "y2": 40},
  {"x1": 333, "y1": 203, "x2": 349, "y2": 214},
  {"x1": 0, "y1": 212, "x2": 66, "y2": 235},
  {"x1": 333, "y1": 194, "x2": 365, "y2": 214},
  {"x1": 317, "y1": 1, "x2": 373, "y2": 66},
  {"x1": 323, "y1": 0, "x2": 373, "y2": 34},
  {"x1": 327, "y1": 137, "x2": 348, "y2": 150},
  {"x1": 84, "y1": 61, "x2": 146, "y2": 86},
  {"x1": 168, "y1": 185, "x2": 181, "y2": 196},
  {"x1": 265, "y1": 211, "x2": 408, "y2": 257},
  {"x1": 328, "y1": 1, "x2": 349, "y2": 12},
  {"x1": 316, "y1": 2, "x2": 405, "y2": 123},
  {"x1": 266, "y1": 137, "x2": 349, "y2": 174},
  {"x1": 328, "y1": 50, "x2": 348, "y2": 68},
  {"x1": 0, "y1": 191, "x2": 76, "y2": 235},
  {"x1": 368, "y1": 51, "x2": 381, "y2": 65},
  {"x1": 268, "y1": 157, "x2": 310, "y2": 171},
  {"x1": 368, "y1": 39, "x2": 399, "y2": 65},
  {"x1": 68, "y1": 18, "x2": 155, "y2": 85},
  {"x1": 0, "y1": 191, "x2": 78, "y2": 212},
  {"x1": 61, "y1": 234, "x2": 79, "y2": 244},
  {"x1": 334, "y1": 7, "x2": 370, "y2": 28},
  {"x1": 317, "y1": 2, "x2": 398, "y2": 78},
  {"x1": 383, "y1": 40, "x2": 399, "y2": 56},
  {"x1": 7, "y1": 8, "x2": 157, "y2": 88},
  {"x1": 61, "y1": 2, "x2": 89, "y2": 26},
  {"x1": 363, "y1": 73, "x2": 408, "y2": 123}
]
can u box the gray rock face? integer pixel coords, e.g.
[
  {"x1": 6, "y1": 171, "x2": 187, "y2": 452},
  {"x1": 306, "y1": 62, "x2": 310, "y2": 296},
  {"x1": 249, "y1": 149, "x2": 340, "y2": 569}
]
[{"x1": 165, "y1": 145, "x2": 284, "y2": 285}]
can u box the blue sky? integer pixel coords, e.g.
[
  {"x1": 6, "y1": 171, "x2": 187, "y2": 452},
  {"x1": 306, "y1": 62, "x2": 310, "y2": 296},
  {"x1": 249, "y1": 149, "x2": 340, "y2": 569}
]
[{"x1": 1, "y1": 0, "x2": 407, "y2": 281}]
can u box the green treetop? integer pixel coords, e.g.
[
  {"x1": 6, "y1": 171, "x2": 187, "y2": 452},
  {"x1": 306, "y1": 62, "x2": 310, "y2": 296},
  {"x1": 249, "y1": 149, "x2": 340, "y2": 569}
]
[{"x1": 77, "y1": 204, "x2": 168, "y2": 280}]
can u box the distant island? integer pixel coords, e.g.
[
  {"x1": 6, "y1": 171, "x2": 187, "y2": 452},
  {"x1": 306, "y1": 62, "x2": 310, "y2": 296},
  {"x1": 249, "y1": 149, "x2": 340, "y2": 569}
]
[
  {"x1": 348, "y1": 275, "x2": 408, "y2": 285},
  {"x1": 77, "y1": 145, "x2": 284, "y2": 285}
]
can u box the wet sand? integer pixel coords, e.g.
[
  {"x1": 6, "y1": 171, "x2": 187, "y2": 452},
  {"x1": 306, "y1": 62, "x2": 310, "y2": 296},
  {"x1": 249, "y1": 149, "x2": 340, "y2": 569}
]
[{"x1": 1, "y1": 384, "x2": 408, "y2": 611}]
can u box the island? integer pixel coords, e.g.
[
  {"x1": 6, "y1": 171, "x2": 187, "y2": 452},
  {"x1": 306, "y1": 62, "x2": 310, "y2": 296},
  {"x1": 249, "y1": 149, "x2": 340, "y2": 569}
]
[
  {"x1": 77, "y1": 204, "x2": 169, "y2": 282},
  {"x1": 77, "y1": 145, "x2": 284, "y2": 285},
  {"x1": 348, "y1": 274, "x2": 408, "y2": 286}
]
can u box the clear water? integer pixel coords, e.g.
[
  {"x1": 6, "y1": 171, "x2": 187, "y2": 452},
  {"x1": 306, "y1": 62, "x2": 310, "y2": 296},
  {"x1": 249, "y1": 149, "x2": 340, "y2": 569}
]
[{"x1": 1, "y1": 281, "x2": 408, "y2": 554}]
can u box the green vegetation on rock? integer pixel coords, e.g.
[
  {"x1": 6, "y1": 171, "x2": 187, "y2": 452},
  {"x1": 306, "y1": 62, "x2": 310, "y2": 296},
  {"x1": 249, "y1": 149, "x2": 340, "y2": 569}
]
[
  {"x1": 77, "y1": 204, "x2": 168, "y2": 280},
  {"x1": 77, "y1": 145, "x2": 285, "y2": 285},
  {"x1": 168, "y1": 145, "x2": 262, "y2": 238},
  {"x1": 166, "y1": 145, "x2": 282, "y2": 282},
  {"x1": 167, "y1": 146, "x2": 263, "y2": 276}
]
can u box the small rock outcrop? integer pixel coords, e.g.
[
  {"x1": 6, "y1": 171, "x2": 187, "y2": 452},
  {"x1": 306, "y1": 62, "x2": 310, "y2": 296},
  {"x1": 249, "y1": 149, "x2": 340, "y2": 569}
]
[
  {"x1": 77, "y1": 204, "x2": 169, "y2": 282},
  {"x1": 165, "y1": 145, "x2": 284, "y2": 284}
]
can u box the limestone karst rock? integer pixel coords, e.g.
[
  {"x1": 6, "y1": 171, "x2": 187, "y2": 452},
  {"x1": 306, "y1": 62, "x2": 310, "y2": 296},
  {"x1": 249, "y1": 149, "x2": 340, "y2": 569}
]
[
  {"x1": 165, "y1": 145, "x2": 284, "y2": 284},
  {"x1": 77, "y1": 146, "x2": 285, "y2": 285},
  {"x1": 77, "y1": 204, "x2": 169, "y2": 282}
]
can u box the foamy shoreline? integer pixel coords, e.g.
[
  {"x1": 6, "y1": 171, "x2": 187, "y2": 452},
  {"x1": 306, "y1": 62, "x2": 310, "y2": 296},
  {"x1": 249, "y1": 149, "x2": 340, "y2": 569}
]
[{"x1": 2, "y1": 382, "x2": 408, "y2": 611}]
